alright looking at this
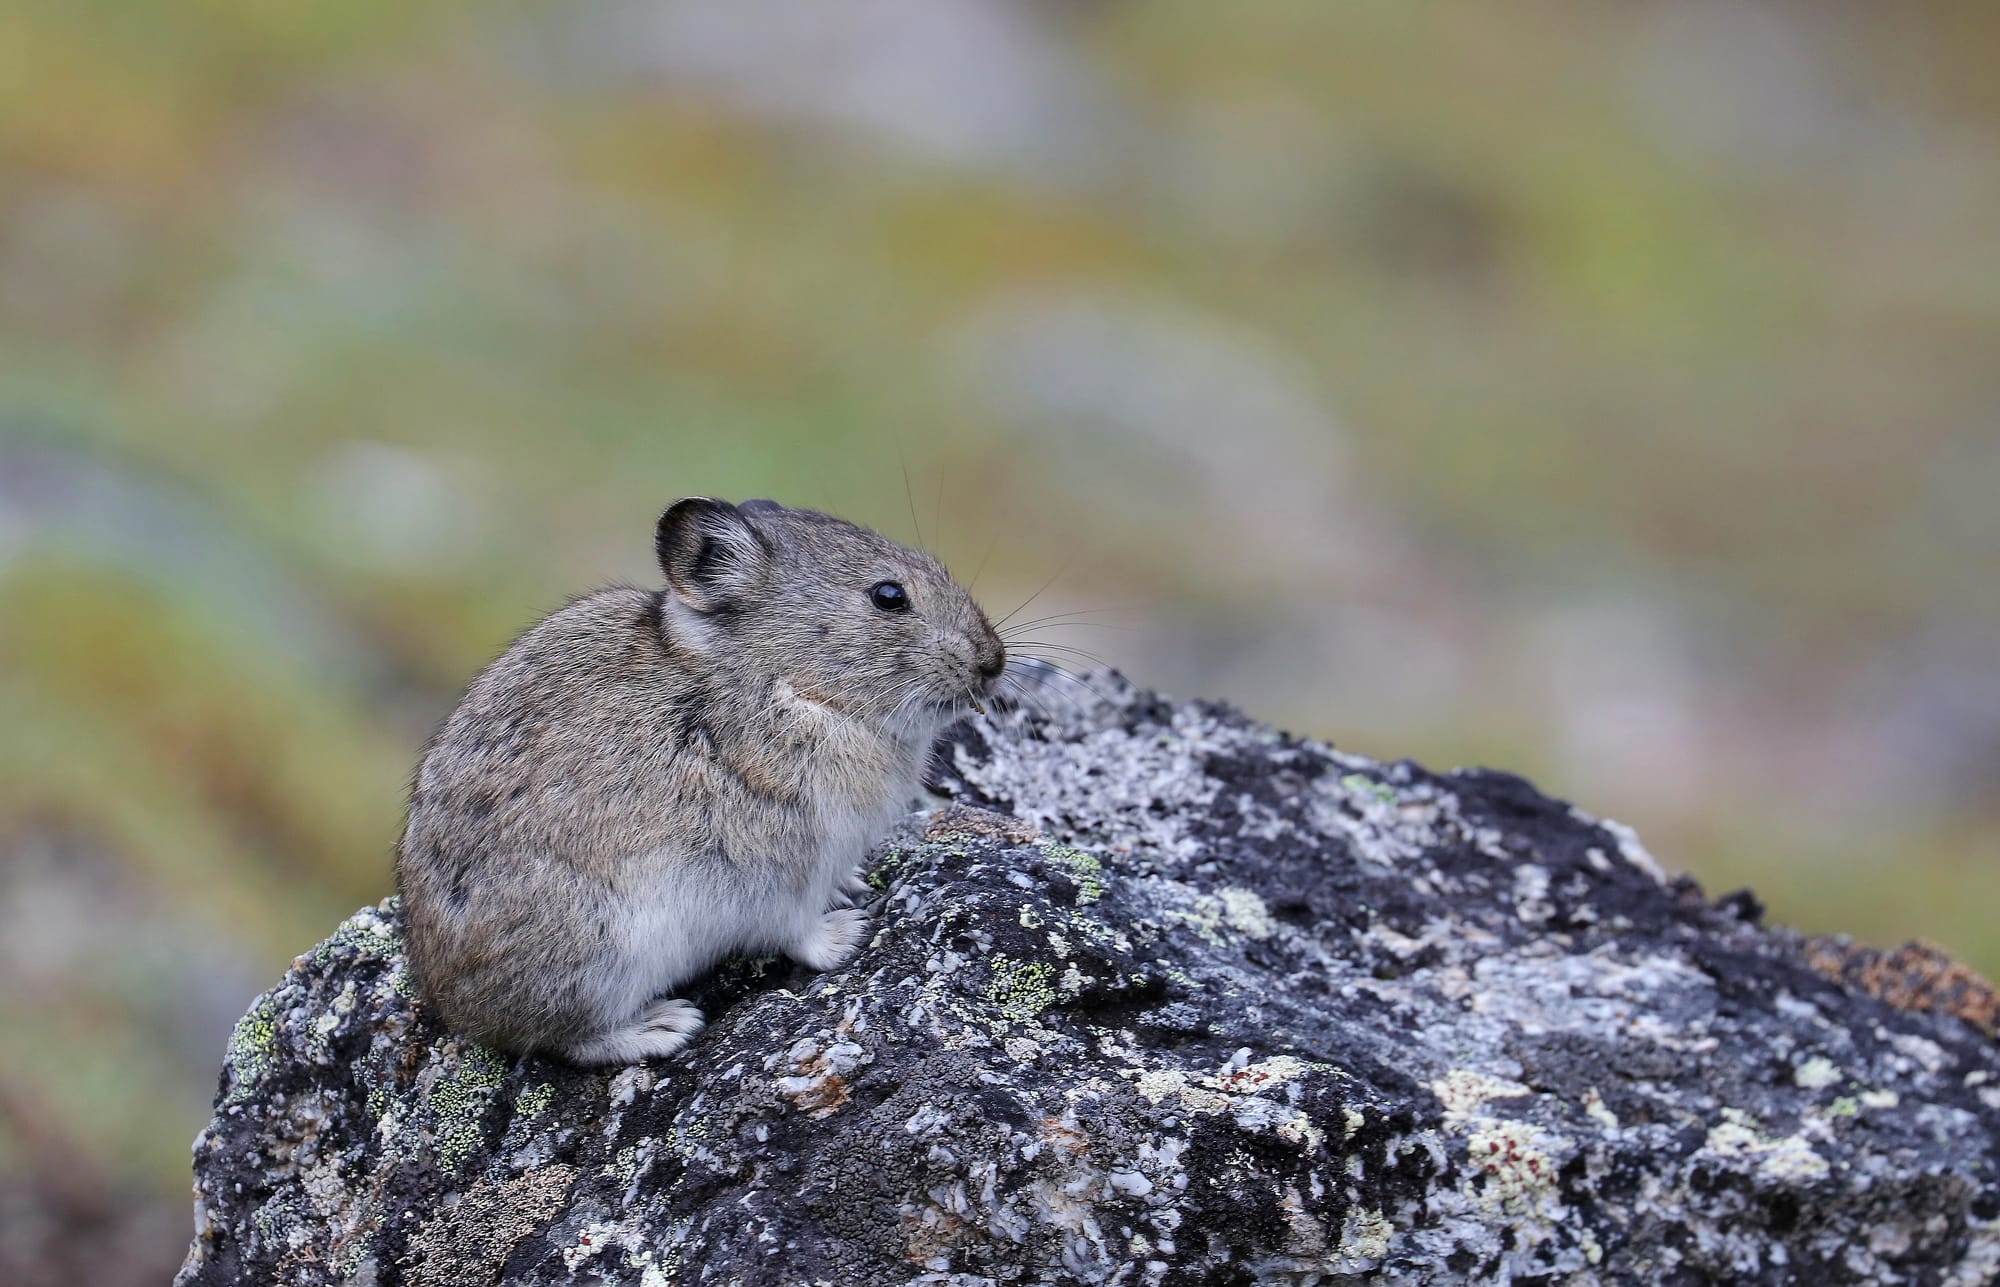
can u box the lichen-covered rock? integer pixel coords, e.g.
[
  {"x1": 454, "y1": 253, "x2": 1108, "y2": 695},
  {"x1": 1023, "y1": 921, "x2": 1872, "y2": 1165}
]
[{"x1": 178, "y1": 673, "x2": 2000, "y2": 1286}]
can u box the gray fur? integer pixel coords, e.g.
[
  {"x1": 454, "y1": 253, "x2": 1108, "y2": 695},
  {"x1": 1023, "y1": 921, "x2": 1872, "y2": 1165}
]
[{"x1": 396, "y1": 499, "x2": 1004, "y2": 1065}]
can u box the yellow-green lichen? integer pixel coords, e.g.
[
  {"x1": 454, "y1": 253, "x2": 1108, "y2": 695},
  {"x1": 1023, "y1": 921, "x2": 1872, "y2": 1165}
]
[
  {"x1": 312, "y1": 905, "x2": 402, "y2": 969},
  {"x1": 428, "y1": 1043, "x2": 510, "y2": 1169},
  {"x1": 865, "y1": 847, "x2": 907, "y2": 891},
  {"x1": 1065, "y1": 910, "x2": 1135, "y2": 958},
  {"x1": 662, "y1": 1113, "x2": 720, "y2": 1165},
  {"x1": 515, "y1": 1082, "x2": 555, "y2": 1122},
  {"x1": 334, "y1": 1232, "x2": 373, "y2": 1278},
  {"x1": 986, "y1": 956, "x2": 1059, "y2": 1024},
  {"x1": 250, "y1": 1194, "x2": 298, "y2": 1247},
  {"x1": 1341, "y1": 773, "x2": 1398, "y2": 804},
  {"x1": 224, "y1": 992, "x2": 284, "y2": 1105},
  {"x1": 1043, "y1": 845, "x2": 1106, "y2": 905}
]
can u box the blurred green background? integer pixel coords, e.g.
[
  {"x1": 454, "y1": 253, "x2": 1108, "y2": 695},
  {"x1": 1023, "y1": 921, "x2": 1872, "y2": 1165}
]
[{"x1": 2, "y1": 1, "x2": 1997, "y2": 1280}]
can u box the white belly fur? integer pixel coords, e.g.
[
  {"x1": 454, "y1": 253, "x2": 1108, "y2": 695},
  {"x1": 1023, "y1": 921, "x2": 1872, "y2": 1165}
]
[{"x1": 585, "y1": 782, "x2": 910, "y2": 1028}]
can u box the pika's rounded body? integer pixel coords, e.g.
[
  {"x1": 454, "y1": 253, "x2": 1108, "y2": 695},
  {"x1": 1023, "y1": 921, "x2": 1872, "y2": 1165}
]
[{"x1": 396, "y1": 499, "x2": 1004, "y2": 1065}]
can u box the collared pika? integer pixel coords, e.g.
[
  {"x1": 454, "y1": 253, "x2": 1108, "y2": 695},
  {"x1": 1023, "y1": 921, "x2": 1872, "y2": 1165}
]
[{"x1": 396, "y1": 497, "x2": 1006, "y2": 1065}]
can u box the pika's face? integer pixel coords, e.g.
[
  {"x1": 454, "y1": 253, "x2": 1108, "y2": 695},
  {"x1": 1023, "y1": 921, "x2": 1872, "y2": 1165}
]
[{"x1": 657, "y1": 498, "x2": 1005, "y2": 729}]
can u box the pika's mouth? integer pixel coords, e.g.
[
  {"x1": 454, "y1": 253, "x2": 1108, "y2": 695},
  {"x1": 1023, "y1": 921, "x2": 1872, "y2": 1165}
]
[{"x1": 933, "y1": 678, "x2": 999, "y2": 717}]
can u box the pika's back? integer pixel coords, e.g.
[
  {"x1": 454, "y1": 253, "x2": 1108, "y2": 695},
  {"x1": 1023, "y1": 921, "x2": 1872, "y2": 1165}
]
[
  {"x1": 406, "y1": 587, "x2": 695, "y2": 861},
  {"x1": 432, "y1": 586, "x2": 672, "y2": 757}
]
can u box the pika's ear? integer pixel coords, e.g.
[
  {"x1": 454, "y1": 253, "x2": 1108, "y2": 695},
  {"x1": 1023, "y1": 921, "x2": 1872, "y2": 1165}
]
[{"x1": 655, "y1": 498, "x2": 772, "y2": 611}]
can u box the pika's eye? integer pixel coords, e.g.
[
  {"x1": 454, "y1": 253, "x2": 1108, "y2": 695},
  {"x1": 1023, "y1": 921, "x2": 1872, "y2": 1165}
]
[{"x1": 868, "y1": 580, "x2": 910, "y2": 613}]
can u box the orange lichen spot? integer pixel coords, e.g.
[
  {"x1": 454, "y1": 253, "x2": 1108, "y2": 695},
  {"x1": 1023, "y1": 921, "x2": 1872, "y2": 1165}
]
[
  {"x1": 1805, "y1": 938, "x2": 1998, "y2": 1040},
  {"x1": 1039, "y1": 1115, "x2": 1091, "y2": 1157}
]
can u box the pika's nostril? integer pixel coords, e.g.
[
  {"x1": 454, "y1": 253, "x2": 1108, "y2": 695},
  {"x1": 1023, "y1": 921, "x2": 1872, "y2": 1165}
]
[{"x1": 977, "y1": 650, "x2": 1006, "y2": 680}]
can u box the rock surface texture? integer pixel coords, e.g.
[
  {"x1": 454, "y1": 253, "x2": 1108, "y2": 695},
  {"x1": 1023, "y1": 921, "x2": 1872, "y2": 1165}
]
[{"x1": 179, "y1": 673, "x2": 2000, "y2": 1285}]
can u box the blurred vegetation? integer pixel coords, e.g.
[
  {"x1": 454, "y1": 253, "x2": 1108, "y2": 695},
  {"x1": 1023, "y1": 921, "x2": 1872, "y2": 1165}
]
[{"x1": 2, "y1": 1, "x2": 1997, "y2": 1280}]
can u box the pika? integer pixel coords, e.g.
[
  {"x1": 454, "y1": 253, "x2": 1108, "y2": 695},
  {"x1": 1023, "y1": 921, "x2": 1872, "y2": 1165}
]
[{"x1": 396, "y1": 498, "x2": 1006, "y2": 1065}]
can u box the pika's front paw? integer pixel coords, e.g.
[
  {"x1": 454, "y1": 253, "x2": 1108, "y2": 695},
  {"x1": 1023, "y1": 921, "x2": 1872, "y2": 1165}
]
[
  {"x1": 793, "y1": 906, "x2": 869, "y2": 972},
  {"x1": 558, "y1": 997, "x2": 706, "y2": 1067},
  {"x1": 830, "y1": 864, "x2": 874, "y2": 908}
]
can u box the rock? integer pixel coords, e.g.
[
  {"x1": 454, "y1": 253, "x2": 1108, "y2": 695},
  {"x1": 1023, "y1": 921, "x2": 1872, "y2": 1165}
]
[{"x1": 177, "y1": 672, "x2": 2000, "y2": 1285}]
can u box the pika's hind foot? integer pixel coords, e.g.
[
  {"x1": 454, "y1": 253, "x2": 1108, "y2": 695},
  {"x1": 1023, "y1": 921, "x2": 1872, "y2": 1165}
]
[
  {"x1": 557, "y1": 998, "x2": 705, "y2": 1067},
  {"x1": 793, "y1": 906, "x2": 869, "y2": 972}
]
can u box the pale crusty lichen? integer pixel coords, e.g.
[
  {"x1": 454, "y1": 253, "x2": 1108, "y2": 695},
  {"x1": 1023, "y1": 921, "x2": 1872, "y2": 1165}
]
[
  {"x1": 407, "y1": 1165, "x2": 578, "y2": 1287},
  {"x1": 773, "y1": 1034, "x2": 870, "y2": 1118},
  {"x1": 1217, "y1": 887, "x2": 1275, "y2": 940},
  {"x1": 1336, "y1": 1206, "x2": 1394, "y2": 1268},
  {"x1": 1581, "y1": 1087, "x2": 1620, "y2": 1132},
  {"x1": 1465, "y1": 1120, "x2": 1562, "y2": 1215},
  {"x1": 1431, "y1": 1068, "x2": 1532, "y2": 1119},
  {"x1": 1127, "y1": 1049, "x2": 1323, "y2": 1148},
  {"x1": 1699, "y1": 1110, "x2": 1830, "y2": 1183}
]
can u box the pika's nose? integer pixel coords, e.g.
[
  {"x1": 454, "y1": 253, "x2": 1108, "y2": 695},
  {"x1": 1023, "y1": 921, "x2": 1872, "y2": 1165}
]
[{"x1": 977, "y1": 647, "x2": 1007, "y2": 680}]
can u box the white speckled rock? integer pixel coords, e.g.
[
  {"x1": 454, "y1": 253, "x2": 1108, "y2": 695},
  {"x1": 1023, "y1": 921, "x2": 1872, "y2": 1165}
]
[{"x1": 178, "y1": 672, "x2": 2000, "y2": 1286}]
